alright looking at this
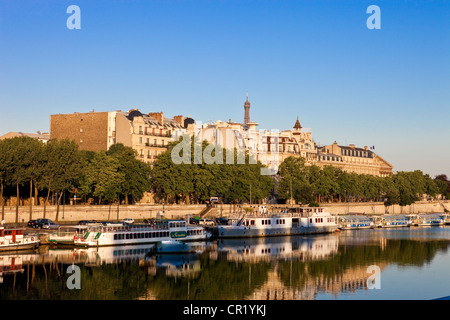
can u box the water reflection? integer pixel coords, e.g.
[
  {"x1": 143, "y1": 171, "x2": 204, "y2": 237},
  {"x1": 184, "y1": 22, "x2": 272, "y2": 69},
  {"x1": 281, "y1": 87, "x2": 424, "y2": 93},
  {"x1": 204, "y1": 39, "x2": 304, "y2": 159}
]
[{"x1": 0, "y1": 226, "x2": 450, "y2": 300}]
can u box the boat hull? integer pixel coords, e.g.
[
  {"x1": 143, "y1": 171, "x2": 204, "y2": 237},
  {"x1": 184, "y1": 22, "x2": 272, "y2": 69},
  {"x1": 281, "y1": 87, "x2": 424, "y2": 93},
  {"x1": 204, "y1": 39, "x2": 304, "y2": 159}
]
[
  {"x1": 215, "y1": 225, "x2": 337, "y2": 238},
  {"x1": 0, "y1": 241, "x2": 40, "y2": 252}
]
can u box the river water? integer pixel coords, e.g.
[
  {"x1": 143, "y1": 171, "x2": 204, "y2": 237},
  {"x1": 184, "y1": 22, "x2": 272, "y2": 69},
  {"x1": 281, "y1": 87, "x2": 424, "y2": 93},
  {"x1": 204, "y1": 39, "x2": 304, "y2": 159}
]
[{"x1": 1, "y1": 226, "x2": 450, "y2": 300}]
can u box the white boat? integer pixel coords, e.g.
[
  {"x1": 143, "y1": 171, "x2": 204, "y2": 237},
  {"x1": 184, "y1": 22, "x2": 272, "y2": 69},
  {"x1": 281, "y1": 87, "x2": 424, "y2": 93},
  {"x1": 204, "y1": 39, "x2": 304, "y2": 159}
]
[
  {"x1": 338, "y1": 215, "x2": 374, "y2": 230},
  {"x1": 418, "y1": 214, "x2": 444, "y2": 226},
  {"x1": 215, "y1": 207, "x2": 338, "y2": 238},
  {"x1": 74, "y1": 220, "x2": 211, "y2": 247},
  {"x1": 48, "y1": 225, "x2": 93, "y2": 245},
  {"x1": 0, "y1": 226, "x2": 40, "y2": 252},
  {"x1": 379, "y1": 215, "x2": 410, "y2": 228},
  {"x1": 440, "y1": 214, "x2": 450, "y2": 225}
]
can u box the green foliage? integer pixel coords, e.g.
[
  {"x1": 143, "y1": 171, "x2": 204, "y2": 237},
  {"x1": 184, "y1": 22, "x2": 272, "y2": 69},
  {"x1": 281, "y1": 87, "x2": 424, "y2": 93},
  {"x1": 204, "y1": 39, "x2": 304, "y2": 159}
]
[
  {"x1": 151, "y1": 136, "x2": 274, "y2": 204},
  {"x1": 107, "y1": 144, "x2": 152, "y2": 204},
  {"x1": 277, "y1": 156, "x2": 447, "y2": 207},
  {"x1": 0, "y1": 136, "x2": 447, "y2": 210}
]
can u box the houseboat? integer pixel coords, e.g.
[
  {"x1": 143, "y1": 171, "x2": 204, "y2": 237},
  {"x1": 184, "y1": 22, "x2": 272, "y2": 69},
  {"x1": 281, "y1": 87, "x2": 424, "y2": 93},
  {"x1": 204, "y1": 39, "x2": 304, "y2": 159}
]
[
  {"x1": 48, "y1": 225, "x2": 93, "y2": 246},
  {"x1": 338, "y1": 215, "x2": 374, "y2": 230},
  {"x1": 0, "y1": 226, "x2": 40, "y2": 251},
  {"x1": 418, "y1": 214, "x2": 444, "y2": 226},
  {"x1": 74, "y1": 220, "x2": 211, "y2": 247},
  {"x1": 215, "y1": 207, "x2": 338, "y2": 239},
  {"x1": 379, "y1": 215, "x2": 410, "y2": 228},
  {"x1": 440, "y1": 214, "x2": 450, "y2": 225}
]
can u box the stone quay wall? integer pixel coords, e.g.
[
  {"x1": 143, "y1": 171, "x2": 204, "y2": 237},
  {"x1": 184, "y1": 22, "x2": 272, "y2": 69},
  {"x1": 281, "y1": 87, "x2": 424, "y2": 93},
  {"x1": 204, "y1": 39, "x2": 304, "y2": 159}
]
[{"x1": 1, "y1": 200, "x2": 448, "y2": 224}]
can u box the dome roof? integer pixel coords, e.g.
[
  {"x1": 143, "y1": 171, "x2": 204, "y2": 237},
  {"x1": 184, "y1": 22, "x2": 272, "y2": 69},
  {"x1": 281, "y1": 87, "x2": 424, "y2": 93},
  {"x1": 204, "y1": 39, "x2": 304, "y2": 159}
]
[
  {"x1": 184, "y1": 117, "x2": 195, "y2": 128},
  {"x1": 127, "y1": 109, "x2": 143, "y2": 120}
]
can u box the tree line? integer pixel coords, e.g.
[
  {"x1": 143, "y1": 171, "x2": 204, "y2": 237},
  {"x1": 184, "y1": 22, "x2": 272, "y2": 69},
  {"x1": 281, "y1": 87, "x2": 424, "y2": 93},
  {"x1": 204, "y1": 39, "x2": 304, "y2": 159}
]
[
  {"x1": 0, "y1": 136, "x2": 449, "y2": 223},
  {"x1": 277, "y1": 156, "x2": 449, "y2": 207},
  {"x1": 0, "y1": 137, "x2": 152, "y2": 222}
]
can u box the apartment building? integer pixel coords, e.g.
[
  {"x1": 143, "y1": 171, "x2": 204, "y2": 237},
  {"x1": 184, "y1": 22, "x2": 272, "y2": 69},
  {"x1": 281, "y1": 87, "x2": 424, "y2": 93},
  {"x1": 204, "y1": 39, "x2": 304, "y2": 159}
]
[{"x1": 50, "y1": 109, "x2": 188, "y2": 164}]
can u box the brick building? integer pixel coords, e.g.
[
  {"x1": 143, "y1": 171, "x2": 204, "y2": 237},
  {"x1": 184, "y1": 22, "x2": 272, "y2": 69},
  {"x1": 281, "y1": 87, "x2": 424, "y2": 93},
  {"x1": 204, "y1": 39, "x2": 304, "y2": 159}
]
[{"x1": 50, "y1": 109, "x2": 189, "y2": 164}]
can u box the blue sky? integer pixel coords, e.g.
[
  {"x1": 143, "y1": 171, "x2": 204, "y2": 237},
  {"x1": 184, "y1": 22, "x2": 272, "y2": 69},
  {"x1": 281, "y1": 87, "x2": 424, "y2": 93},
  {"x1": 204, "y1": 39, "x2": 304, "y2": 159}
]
[{"x1": 0, "y1": 0, "x2": 449, "y2": 177}]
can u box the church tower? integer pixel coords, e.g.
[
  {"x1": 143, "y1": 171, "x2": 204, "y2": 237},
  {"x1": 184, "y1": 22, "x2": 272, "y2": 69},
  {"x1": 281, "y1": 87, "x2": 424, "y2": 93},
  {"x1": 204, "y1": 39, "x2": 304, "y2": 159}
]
[{"x1": 244, "y1": 92, "x2": 251, "y2": 125}]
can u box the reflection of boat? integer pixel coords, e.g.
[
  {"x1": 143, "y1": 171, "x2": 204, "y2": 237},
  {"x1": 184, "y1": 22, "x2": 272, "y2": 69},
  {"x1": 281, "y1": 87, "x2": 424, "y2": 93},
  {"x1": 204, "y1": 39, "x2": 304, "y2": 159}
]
[
  {"x1": 68, "y1": 243, "x2": 157, "y2": 266},
  {"x1": 74, "y1": 220, "x2": 211, "y2": 247},
  {"x1": 216, "y1": 235, "x2": 339, "y2": 262},
  {"x1": 0, "y1": 254, "x2": 24, "y2": 283},
  {"x1": 0, "y1": 227, "x2": 40, "y2": 252},
  {"x1": 215, "y1": 207, "x2": 338, "y2": 238},
  {"x1": 141, "y1": 253, "x2": 201, "y2": 278},
  {"x1": 338, "y1": 215, "x2": 374, "y2": 230},
  {"x1": 151, "y1": 240, "x2": 195, "y2": 254}
]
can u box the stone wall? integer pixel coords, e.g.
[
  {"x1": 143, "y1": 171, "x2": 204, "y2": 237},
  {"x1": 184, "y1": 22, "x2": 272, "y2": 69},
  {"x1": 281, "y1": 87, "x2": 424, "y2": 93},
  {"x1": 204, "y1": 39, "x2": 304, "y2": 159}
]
[{"x1": 1, "y1": 201, "x2": 448, "y2": 224}]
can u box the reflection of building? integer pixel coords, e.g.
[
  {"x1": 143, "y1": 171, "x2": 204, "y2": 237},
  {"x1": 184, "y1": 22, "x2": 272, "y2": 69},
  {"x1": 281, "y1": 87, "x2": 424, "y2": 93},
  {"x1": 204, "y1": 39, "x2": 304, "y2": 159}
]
[
  {"x1": 50, "y1": 109, "x2": 189, "y2": 165},
  {"x1": 246, "y1": 262, "x2": 387, "y2": 300}
]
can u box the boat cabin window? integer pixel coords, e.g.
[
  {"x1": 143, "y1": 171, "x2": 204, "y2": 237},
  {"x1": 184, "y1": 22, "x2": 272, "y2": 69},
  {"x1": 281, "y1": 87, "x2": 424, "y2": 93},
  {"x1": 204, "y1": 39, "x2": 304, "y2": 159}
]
[{"x1": 169, "y1": 221, "x2": 185, "y2": 228}]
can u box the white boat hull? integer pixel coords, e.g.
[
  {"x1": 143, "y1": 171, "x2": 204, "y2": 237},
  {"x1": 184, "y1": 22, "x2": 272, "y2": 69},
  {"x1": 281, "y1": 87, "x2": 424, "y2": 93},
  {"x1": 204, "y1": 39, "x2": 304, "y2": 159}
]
[{"x1": 216, "y1": 225, "x2": 337, "y2": 238}]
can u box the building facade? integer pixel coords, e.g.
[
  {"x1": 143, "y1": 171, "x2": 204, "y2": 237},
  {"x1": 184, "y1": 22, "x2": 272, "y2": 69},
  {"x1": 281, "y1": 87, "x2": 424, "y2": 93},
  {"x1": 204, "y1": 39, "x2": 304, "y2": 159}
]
[
  {"x1": 197, "y1": 95, "x2": 393, "y2": 177},
  {"x1": 317, "y1": 142, "x2": 393, "y2": 177},
  {"x1": 50, "y1": 109, "x2": 188, "y2": 164},
  {"x1": 49, "y1": 96, "x2": 393, "y2": 176}
]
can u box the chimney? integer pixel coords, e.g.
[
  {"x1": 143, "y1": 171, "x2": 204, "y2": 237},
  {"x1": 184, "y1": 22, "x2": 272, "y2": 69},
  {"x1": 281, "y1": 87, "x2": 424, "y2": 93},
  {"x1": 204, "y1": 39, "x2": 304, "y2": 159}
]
[
  {"x1": 173, "y1": 115, "x2": 184, "y2": 126},
  {"x1": 149, "y1": 112, "x2": 164, "y2": 124}
]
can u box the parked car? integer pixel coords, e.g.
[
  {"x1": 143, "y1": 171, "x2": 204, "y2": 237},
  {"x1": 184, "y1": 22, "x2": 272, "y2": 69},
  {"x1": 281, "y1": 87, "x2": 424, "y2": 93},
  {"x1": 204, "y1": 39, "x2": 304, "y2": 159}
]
[
  {"x1": 36, "y1": 219, "x2": 59, "y2": 229},
  {"x1": 199, "y1": 219, "x2": 215, "y2": 226},
  {"x1": 120, "y1": 218, "x2": 134, "y2": 224},
  {"x1": 27, "y1": 219, "x2": 38, "y2": 228},
  {"x1": 41, "y1": 220, "x2": 60, "y2": 229},
  {"x1": 189, "y1": 217, "x2": 200, "y2": 225},
  {"x1": 78, "y1": 220, "x2": 98, "y2": 225}
]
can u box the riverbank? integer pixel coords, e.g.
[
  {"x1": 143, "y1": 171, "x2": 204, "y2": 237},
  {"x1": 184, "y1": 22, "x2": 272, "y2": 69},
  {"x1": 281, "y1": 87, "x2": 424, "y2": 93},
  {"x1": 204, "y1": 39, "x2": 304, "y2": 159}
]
[{"x1": 0, "y1": 200, "x2": 448, "y2": 224}]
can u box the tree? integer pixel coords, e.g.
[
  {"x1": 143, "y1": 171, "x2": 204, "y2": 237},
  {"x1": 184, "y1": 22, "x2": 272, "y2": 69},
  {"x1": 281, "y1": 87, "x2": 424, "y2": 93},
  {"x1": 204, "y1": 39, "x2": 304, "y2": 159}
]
[
  {"x1": 151, "y1": 136, "x2": 273, "y2": 204},
  {"x1": 0, "y1": 139, "x2": 14, "y2": 221},
  {"x1": 435, "y1": 174, "x2": 450, "y2": 198},
  {"x1": 107, "y1": 144, "x2": 152, "y2": 204},
  {"x1": 81, "y1": 151, "x2": 125, "y2": 205},
  {"x1": 7, "y1": 137, "x2": 45, "y2": 223},
  {"x1": 277, "y1": 156, "x2": 313, "y2": 204},
  {"x1": 40, "y1": 139, "x2": 85, "y2": 221}
]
